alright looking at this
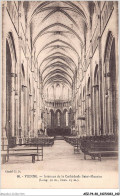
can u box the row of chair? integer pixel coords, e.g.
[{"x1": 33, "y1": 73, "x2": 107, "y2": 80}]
[
  {"x1": 64, "y1": 135, "x2": 118, "y2": 145},
  {"x1": 25, "y1": 136, "x2": 55, "y2": 146},
  {"x1": 1, "y1": 143, "x2": 43, "y2": 164},
  {"x1": 64, "y1": 135, "x2": 118, "y2": 161}
]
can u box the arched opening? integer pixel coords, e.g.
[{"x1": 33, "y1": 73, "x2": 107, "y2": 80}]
[
  {"x1": 57, "y1": 110, "x2": 61, "y2": 126},
  {"x1": 50, "y1": 109, "x2": 54, "y2": 128},
  {"x1": 6, "y1": 40, "x2": 12, "y2": 139},
  {"x1": 104, "y1": 33, "x2": 117, "y2": 136},
  {"x1": 6, "y1": 33, "x2": 17, "y2": 147},
  {"x1": 21, "y1": 64, "x2": 27, "y2": 138},
  {"x1": 54, "y1": 109, "x2": 62, "y2": 135},
  {"x1": 56, "y1": 84, "x2": 61, "y2": 99},
  {"x1": 110, "y1": 39, "x2": 117, "y2": 135},
  {"x1": 63, "y1": 109, "x2": 68, "y2": 127}
]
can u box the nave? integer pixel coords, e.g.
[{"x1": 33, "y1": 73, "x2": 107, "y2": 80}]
[{"x1": 1, "y1": 1, "x2": 119, "y2": 174}]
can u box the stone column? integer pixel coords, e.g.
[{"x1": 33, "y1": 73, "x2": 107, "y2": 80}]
[
  {"x1": 11, "y1": 75, "x2": 15, "y2": 137},
  {"x1": 62, "y1": 85, "x2": 64, "y2": 99},
  {"x1": 98, "y1": 14, "x2": 103, "y2": 135},
  {"x1": 1, "y1": 3, "x2": 8, "y2": 148},
  {"x1": 52, "y1": 85, "x2": 54, "y2": 100},
  {"x1": 89, "y1": 30, "x2": 94, "y2": 136}
]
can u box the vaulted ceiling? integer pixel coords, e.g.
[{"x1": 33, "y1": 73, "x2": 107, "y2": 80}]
[{"x1": 24, "y1": 1, "x2": 97, "y2": 95}]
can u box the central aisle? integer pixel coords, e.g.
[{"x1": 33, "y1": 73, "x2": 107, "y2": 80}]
[{"x1": 44, "y1": 139, "x2": 76, "y2": 161}]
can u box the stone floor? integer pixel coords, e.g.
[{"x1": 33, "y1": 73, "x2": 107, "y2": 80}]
[{"x1": 1, "y1": 140, "x2": 119, "y2": 189}]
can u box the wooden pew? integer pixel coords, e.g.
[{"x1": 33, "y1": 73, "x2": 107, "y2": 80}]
[
  {"x1": 64, "y1": 136, "x2": 81, "y2": 153},
  {"x1": 26, "y1": 137, "x2": 54, "y2": 146},
  {"x1": 81, "y1": 140, "x2": 118, "y2": 161},
  {"x1": 1, "y1": 143, "x2": 43, "y2": 164},
  {"x1": 1, "y1": 144, "x2": 9, "y2": 164}
]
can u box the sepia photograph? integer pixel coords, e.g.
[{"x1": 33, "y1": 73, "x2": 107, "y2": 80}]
[{"x1": 1, "y1": 0, "x2": 119, "y2": 191}]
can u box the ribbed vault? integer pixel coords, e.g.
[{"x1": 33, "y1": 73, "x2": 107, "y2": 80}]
[{"x1": 24, "y1": 1, "x2": 97, "y2": 100}]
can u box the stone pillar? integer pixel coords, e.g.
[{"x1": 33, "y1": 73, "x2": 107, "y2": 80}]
[
  {"x1": 52, "y1": 85, "x2": 54, "y2": 100},
  {"x1": 89, "y1": 32, "x2": 94, "y2": 135},
  {"x1": 11, "y1": 76, "x2": 15, "y2": 137},
  {"x1": 98, "y1": 17, "x2": 103, "y2": 135},
  {"x1": 24, "y1": 86, "x2": 28, "y2": 138},
  {"x1": 1, "y1": 3, "x2": 8, "y2": 148}
]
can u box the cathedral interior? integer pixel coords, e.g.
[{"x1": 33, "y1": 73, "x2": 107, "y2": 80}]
[{"x1": 1, "y1": 1, "x2": 119, "y2": 163}]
